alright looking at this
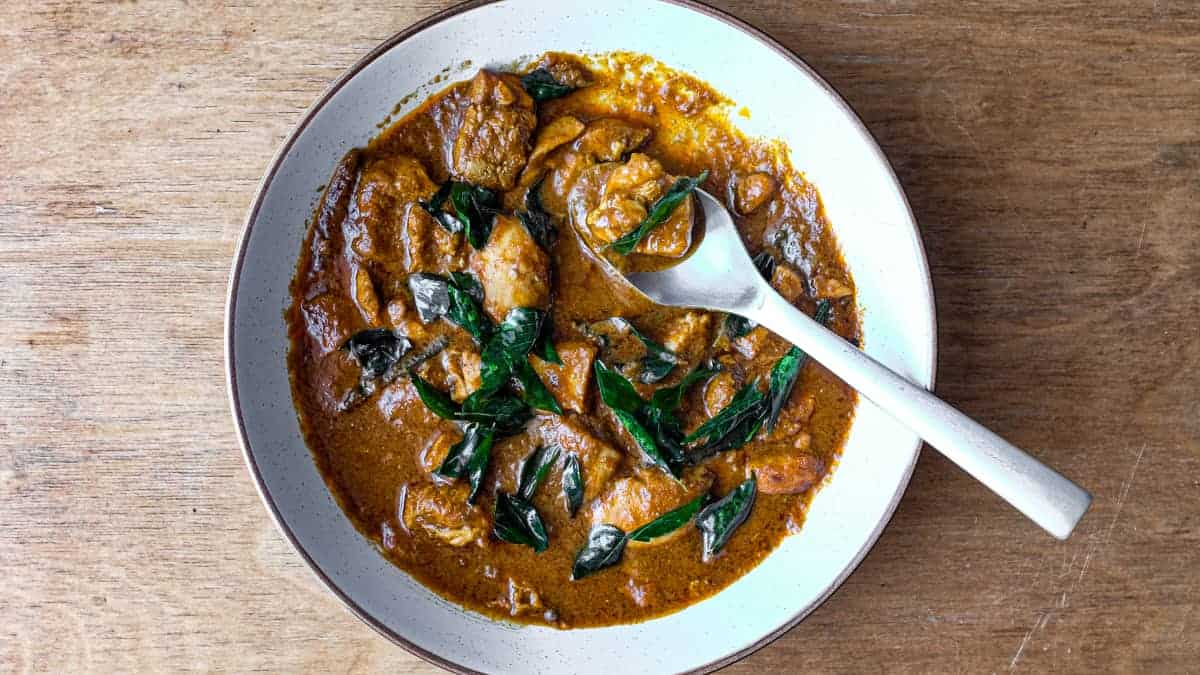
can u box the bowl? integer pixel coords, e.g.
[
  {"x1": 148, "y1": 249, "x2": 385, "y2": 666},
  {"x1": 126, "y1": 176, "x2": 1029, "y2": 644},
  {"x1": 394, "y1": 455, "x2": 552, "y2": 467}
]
[{"x1": 225, "y1": 0, "x2": 936, "y2": 672}]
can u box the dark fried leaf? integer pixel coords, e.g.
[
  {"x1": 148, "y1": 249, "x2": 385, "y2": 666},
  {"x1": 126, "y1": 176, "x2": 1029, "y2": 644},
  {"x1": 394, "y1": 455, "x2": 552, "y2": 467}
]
[
  {"x1": 684, "y1": 380, "x2": 768, "y2": 456},
  {"x1": 449, "y1": 271, "x2": 485, "y2": 304},
  {"x1": 627, "y1": 324, "x2": 678, "y2": 384},
  {"x1": 696, "y1": 476, "x2": 757, "y2": 561},
  {"x1": 627, "y1": 494, "x2": 705, "y2": 543},
  {"x1": 613, "y1": 408, "x2": 675, "y2": 475},
  {"x1": 519, "y1": 176, "x2": 558, "y2": 251},
  {"x1": 435, "y1": 423, "x2": 495, "y2": 504},
  {"x1": 520, "y1": 68, "x2": 578, "y2": 102},
  {"x1": 592, "y1": 360, "x2": 645, "y2": 414},
  {"x1": 764, "y1": 299, "x2": 833, "y2": 432},
  {"x1": 420, "y1": 181, "x2": 462, "y2": 234},
  {"x1": 610, "y1": 170, "x2": 708, "y2": 255},
  {"x1": 408, "y1": 273, "x2": 451, "y2": 323},
  {"x1": 571, "y1": 524, "x2": 627, "y2": 580},
  {"x1": 341, "y1": 329, "x2": 411, "y2": 380},
  {"x1": 649, "y1": 361, "x2": 721, "y2": 411},
  {"x1": 532, "y1": 310, "x2": 562, "y2": 365},
  {"x1": 562, "y1": 453, "x2": 584, "y2": 517},
  {"x1": 448, "y1": 182, "x2": 500, "y2": 249},
  {"x1": 457, "y1": 394, "x2": 531, "y2": 436},
  {"x1": 409, "y1": 373, "x2": 460, "y2": 420},
  {"x1": 517, "y1": 444, "x2": 561, "y2": 501},
  {"x1": 493, "y1": 492, "x2": 549, "y2": 552},
  {"x1": 512, "y1": 358, "x2": 563, "y2": 413}
]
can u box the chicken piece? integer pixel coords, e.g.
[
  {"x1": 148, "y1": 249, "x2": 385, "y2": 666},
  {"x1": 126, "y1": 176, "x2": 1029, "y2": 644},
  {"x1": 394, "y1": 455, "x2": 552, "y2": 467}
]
[
  {"x1": 732, "y1": 326, "x2": 770, "y2": 360},
  {"x1": 418, "y1": 428, "x2": 459, "y2": 474},
  {"x1": 526, "y1": 115, "x2": 586, "y2": 173},
  {"x1": 535, "y1": 52, "x2": 593, "y2": 89},
  {"x1": 814, "y1": 275, "x2": 853, "y2": 299},
  {"x1": 589, "y1": 466, "x2": 713, "y2": 546},
  {"x1": 401, "y1": 481, "x2": 490, "y2": 546},
  {"x1": 401, "y1": 203, "x2": 466, "y2": 274},
  {"x1": 747, "y1": 448, "x2": 824, "y2": 494},
  {"x1": 770, "y1": 263, "x2": 806, "y2": 304},
  {"x1": 768, "y1": 392, "x2": 816, "y2": 440},
  {"x1": 530, "y1": 340, "x2": 597, "y2": 414},
  {"x1": 452, "y1": 70, "x2": 537, "y2": 191},
  {"x1": 351, "y1": 155, "x2": 439, "y2": 264},
  {"x1": 573, "y1": 119, "x2": 652, "y2": 162},
  {"x1": 469, "y1": 214, "x2": 552, "y2": 322},
  {"x1": 735, "y1": 172, "x2": 777, "y2": 214},
  {"x1": 443, "y1": 348, "x2": 483, "y2": 402},
  {"x1": 579, "y1": 153, "x2": 694, "y2": 258},
  {"x1": 414, "y1": 347, "x2": 482, "y2": 403},
  {"x1": 534, "y1": 416, "x2": 622, "y2": 501},
  {"x1": 660, "y1": 311, "x2": 712, "y2": 364},
  {"x1": 384, "y1": 293, "x2": 431, "y2": 343},
  {"x1": 351, "y1": 265, "x2": 382, "y2": 326},
  {"x1": 704, "y1": 370, "x2": 738, "y2": 416}
]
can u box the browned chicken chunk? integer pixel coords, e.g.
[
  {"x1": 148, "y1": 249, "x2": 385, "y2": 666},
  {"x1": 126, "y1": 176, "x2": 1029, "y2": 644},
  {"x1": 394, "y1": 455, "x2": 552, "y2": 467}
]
[
  {"x1": 575, "y1": 153, "x2": 694, "y2": 258},
  {"x1": 469, "y1": 214, "x2": 552, "y2": 322},
  {"x1": 530, "y1": 340, "x2": 597, "y2": 414},
  {"x1": 734, "y1": 172, "x2": 777, "y2": 214},
  {"x1": 747, "y1": 448, "x2": 824, "y2": 494},
  {"x1": 401, "y1": 481, "x2": 490, "y2": 546},
  {"x1": 452, "y1": 70, "x2": 537, "y2": 191}
]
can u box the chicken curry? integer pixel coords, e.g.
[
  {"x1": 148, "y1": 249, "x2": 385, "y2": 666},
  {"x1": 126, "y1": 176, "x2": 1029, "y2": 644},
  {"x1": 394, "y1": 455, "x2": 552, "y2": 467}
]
[{"x1": 287, "y1": 52, "x2": 859, "y2": 628}]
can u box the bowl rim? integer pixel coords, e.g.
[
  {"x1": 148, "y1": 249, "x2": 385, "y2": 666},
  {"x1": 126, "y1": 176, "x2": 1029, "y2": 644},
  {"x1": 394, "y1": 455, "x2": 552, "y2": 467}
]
[{"x1": 224, "y1": 0, "x2": 938, "y2": 672}]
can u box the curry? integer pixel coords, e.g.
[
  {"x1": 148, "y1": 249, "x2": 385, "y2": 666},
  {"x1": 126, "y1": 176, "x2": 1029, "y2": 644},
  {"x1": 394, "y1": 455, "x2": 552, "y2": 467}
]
[{"x1": 287, "y1": 52, "x2": 859, "y2": 628}]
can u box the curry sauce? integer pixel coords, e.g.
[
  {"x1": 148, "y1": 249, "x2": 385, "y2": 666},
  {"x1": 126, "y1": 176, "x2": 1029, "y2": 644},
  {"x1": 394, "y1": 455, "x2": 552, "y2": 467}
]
[{"x1": 287, "y1": 52, "x2": 859, "y2": 628}]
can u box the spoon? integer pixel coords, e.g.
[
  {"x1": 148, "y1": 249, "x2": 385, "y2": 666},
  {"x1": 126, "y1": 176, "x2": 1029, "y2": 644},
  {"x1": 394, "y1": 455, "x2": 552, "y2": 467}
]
[{"x1": 625, "y1": 189, "x2": 1092, "y2": 539}]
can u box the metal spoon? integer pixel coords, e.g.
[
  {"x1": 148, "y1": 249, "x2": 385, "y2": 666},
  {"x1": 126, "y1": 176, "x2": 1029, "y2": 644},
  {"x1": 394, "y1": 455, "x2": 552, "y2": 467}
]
[{"x1": 625, "y1": 190, "x2": 1092, "y2": 539}]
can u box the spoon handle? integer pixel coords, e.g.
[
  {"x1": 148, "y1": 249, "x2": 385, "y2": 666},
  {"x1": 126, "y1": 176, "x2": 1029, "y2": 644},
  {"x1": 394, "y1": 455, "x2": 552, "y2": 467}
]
[{"x1": 751, "y1": 290, "x2": 1092, "y2": 539}]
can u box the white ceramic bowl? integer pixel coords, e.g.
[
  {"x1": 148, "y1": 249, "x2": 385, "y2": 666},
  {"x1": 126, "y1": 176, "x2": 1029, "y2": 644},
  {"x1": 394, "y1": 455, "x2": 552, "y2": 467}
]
[{"x1": 226, "y1": 1, "x2": 936, "y2": 672}]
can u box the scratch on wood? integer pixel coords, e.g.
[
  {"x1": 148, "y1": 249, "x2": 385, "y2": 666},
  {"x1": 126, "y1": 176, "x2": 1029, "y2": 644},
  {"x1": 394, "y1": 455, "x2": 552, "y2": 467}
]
[
  {"x1": 1105, "y1": 443, "x2": 1147, "y2": 544},
  {"x1": 1009, "y1": 613, "x2": 1051, "y2": 671}
]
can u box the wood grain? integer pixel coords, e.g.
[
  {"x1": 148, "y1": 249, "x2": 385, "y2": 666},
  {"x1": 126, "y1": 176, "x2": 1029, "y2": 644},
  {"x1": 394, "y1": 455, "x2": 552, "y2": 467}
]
[{"x1": 1, "y1": 1, "x2": 1196, "y2": 672}]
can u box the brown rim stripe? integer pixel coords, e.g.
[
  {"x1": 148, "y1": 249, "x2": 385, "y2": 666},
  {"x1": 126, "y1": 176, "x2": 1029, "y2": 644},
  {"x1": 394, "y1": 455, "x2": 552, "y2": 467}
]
[{"x1": 224, "y1": 1, "x2": 938, "y2": 673}]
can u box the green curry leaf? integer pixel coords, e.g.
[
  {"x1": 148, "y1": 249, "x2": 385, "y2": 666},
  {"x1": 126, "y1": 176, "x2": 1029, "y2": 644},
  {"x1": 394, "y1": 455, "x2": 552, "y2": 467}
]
[
  {"x1": 764, "y1": 299, "x2": 833, "y2": 432},
  {"x1": 434, "y1": 423, "x2": 495, "y2": 504},
  {"x1": 571, "y1": 524, "x2": 628, "y2": 580},
  {"x1": 409, "y1": 373, "x2": 461, "y2": 420},
  {"x1": 696, "y1": 476, "x2": 757, "y2": 561},
  {"x1": 493, "y1": 492, "x2": 549, "y2": 552},
  {"x1": 610, "y1": 170, "x2": 708, "y2": 255},
  {"x1": 517, "y1": 444, "x2": 561, "y2": 501},
  {"x1": 520, "y1": 68, "x2": 579, "y2": 102},
  {"x1": 627, "y1": 494, "x2": 705, "y2": 543},
  {"x1": 562, "y1": 453, "x2": 584, "y2": 517}
]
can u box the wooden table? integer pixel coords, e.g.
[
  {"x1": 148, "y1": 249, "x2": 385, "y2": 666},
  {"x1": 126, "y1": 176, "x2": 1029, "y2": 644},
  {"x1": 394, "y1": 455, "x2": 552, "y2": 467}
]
[{"x1": 2, "y1": 1, "x2": 1196, "y2": 672}]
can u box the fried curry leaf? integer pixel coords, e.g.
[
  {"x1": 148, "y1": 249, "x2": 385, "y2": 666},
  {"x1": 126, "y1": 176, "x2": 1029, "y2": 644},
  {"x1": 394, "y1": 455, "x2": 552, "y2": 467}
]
[
  {"x1": 447, "y1": 281, "x2": 492, "y2": 344},
  {"x1": 571, "y1": 524, "x2": 628, "y2": 580},
  {"x1": 517, "y1": 444, "x2": 561, "y2": 501},
  {"x1": 408, "y1": 272, "x2": 491, "y2": 343},
  {"x1": 649, "y1": 361, "x2": 721, "y2": 411},
  {"x1": 684, "y1": 380, "x2": 768, "y2": 456},
  {"x1": 466, "y1": 308, "x2": 562, "y2": 415},
  {"x1": 435, "y1": 423, "x2": 495, "y2": 504},
  {"x1": 627, "y1": 494, "x2": 705, "y2": 543},
  {"x1": 594, "y1": 360, "x2": 682, "y2": 474},
  {"x1": 408, "y1": 273, "x2": 451, "y2": 323},
  {"x1": 456, "y1": 394, "x2": 532, "y2": 436},
  {"x1": 342, "y1": 329, "x2": 411, "y2": 380},
  {"x1": 446, "y1": 182, "x2": 500, "y2": 249},
  {"x1": 610, "y1": 170, "x2": 709, "y2": 255},
  {"x1": 724, "y1": 251, "x2": 778, "y2": 338},
  {"x1": 420, "y1": 181, "x2": 462, "y2": 234},
  {"x1": 532, "y1": 312, "x2": 562, "y2": 365},
  {"x1": 409, "y1": 373, "x2": 461, "y2": 420},
  {"x1": 592, "y1": 360, "x2": 645, "y2": 414},
  {"x1": 518, "y1": 176, "x2": 558, "y2": 251},
  {"x1": 696, "y1": 476, "x2": 757, "y2": 561},
  {"x1": 764, "y1": 299, "x2": 833, "y2": 432},
  {"x1": 562, "y1": 453, "x2": 584, "y2": 517},
  {"x1": 520, "y1": 68, "x2": 579, "y2": 102},
  {"x1": 493, "y1": 492, "x2": 549, "y2": 552},
  {"x1": 628, "y1": 324, "x2": 679, "y2": 384}
]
